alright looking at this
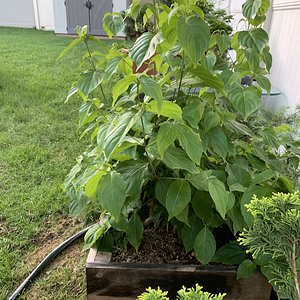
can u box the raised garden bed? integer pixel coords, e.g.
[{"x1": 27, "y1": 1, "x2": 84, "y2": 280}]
[{"x1": 86, "y1": 249, "x2": 272, "y2": 300}]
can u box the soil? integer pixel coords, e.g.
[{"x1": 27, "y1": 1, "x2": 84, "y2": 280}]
[
  {"x1": 112, "y1": 227, "x2": 200, "y2": 265},
  {"x1": 16, "y1": 215, "x2": 88, "y2": 299}
]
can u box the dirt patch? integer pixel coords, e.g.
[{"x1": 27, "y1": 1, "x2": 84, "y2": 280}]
[
  {"x1": 112, "y1": 227, "x2": 200, "y2": 265},
  {"x1": 22, "y1": 239, "x2": 87, "y2": 300},
  {"x1": 23, "y1": 215, "x2": 85, "y2": 271},
  {"x1": 14, "y1": 215, "x2": 88, "y2": 300}
]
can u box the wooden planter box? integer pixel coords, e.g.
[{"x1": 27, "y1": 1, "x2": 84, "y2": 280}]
[{"x1": 86, "y1": 249, "x2": 272, "y2": 300}]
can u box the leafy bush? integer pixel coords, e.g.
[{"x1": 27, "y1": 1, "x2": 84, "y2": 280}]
[
  {"x1": 138, "y1": 285, "x2": 226, "y2": 300},
  {"x1": 121, "y1": 9, "x2": 155, "y2": 40},
  {"x1": 124, "y1": 0, "x2": 233, "y2": 40},
  {"x1": 239, "y1": 192, "x2": 300, "y2": 300},
  {"x1": 61, "y1": 0, "x2": 300, "y2": 272},
  {"x1": 138, "y1": 287, "x2": 169, "y2": 300}
]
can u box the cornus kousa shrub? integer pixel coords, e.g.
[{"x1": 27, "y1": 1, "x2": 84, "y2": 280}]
[{"x1": 62, "y1": 0, "x2": 300, "y2": 275}]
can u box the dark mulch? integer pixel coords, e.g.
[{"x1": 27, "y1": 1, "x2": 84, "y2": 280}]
[{"x1": 111, "y1": 227, "x2": 200, "y2": 265}]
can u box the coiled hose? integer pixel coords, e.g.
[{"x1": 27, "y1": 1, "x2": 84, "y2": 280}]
[{"x1": 8, "y1": 225, "x2": 92, "y2": 300}]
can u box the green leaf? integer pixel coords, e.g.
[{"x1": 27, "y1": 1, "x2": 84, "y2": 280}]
[
  {"x1": 176, "y1": 205, "x2": 190, "y2": 226},
  {"x1": 237, "y1": 259, "x2": 257, "y2": 280},
  {"x1": 96, "y1": 232, "x2": 114, "y2": 252},
  {"x1": 208, "y1": 177, "x2": 229, "y2": 219},
  {"x1": 190, "y1": 65, "x2": 225, "y2": 93},
  {"x1": 258, "y1": 0, "x2": 270, "y2": 16},
  {"x1": 207, "y1": 127, "x2": 228, "y2": 159},
  {"x1": 166, "y1": 179, "x2": 191, "y2": 219},
  {"x1": 177, "y1": 16, "x2": 210, "y2": 65},
  {"x1": 194, "y1": 227, "x2": 216, "y2": 264},
  {"x1": 105, "y1": 56, "x2": 122, "y2": 81},
  {"x1": 256, "y1": 75, "x2": 271, "y2": 93},
  {"x1": 213, "y1": 242, "x2": 246, "y2": 265},
  {"x1": 215, "y1": 34, "x2": 230, "y2": 55},
  {"x1": 200, "y1": 52, "x2": 216, "y2": 71},
  {"x1": 83, "y1": 224, "x2": 105, "y2": 251},
  {"x1": 85, "y1": 170, "x2": 106, "y2": 199},
  {"x1": 227, "y1": 204, "x2": 247, "y2": 234},
  {"x1": 261, "y1": 128, "x2": 279, "y2": 148},
  {"x1": 189, "y1": 4, "x2": 204, "y2": 19},
  {"x1": 143, "y1": 3, "x2": 159, "y2": 23},
  {"x1": 97, "y1": 171, "x2": 126, "y2": 221},
  {"x1": 263, "y1": 46, "x2": 272, "y2": 72},
  {"x1": 127, "y1": 213, "x2": 144, "y2": 251},
  {"x1": 78, "y1": 102, "x2": 92, "y2": 127},
  {"x1": 129, "y1": 32, "x2": 163, "y2": 69},
  {"x1": 112, "y1": 74, "x2": 137, "y2": 106},
  {"x1": 78, "y1": 69, "x2": 104, "y2": 96},
  {"x1": 244, "y1": 48, "x2": 260, "y2": 72},
  {"x1": 226, "y1": 164, "x2": 251, "y2": 188},
  {"x1": 116, "y1": 160, "x2": 149, "y2": 197},
  {"x1": 252, "y1": 169, "x2": 274, "y2": 185},
  {"x1": 224, "y1": 119, "x2": 255, "y2": 137},
  {"x1": 161, "y1": 15, "x2": 177, "y2": 46},
  {"x1": 103, "y1": 13, "x2": 124, "y2": 38},
  {"x1": 183, "y1": 97, "x2": 205, "y2": 129},
  {"x1": 203, "y1": 111, "x2": 220, "y2": 132},
  {"x1": 229, "y1": 85, "x2": 261, "y2": 119},
  {"x1": 249, "y1": 15, "x2": 266, "y2": 26},
  {"x1": 242, "y1": 0, "x2": 261, "y2": 19},
  {"x1": 238, "y1": 28, "x2": 269, "y2": 53},
  {"x1": 69, "y1": 190, "x2": 88, "y2": 217},
  {"x1": 146, "y1": 100, "x2": 182, "y2": 120},
  {"x1": 178, "y1": 125, "x2": 203, "y2": 164},
  {"x1": 140, "y1": 75, "x2": 163, "y2": 110},
  {"x1": 181, "y1": 214, "x2": 203, "y2": 252},
  {"x1": 157, "y1": 122, "x2": 178, "y2": 157},
  {"x1": 58, "y1": 37, "x2": 82, "y2": 60},
  {"x1": 192, "y1": 191, "x2": 214, "y2": 223},
  {"x1": 104, "y1": 111, "x2": 142, "y2": 159},
  {"x1": 65, "y1": 86, "x2": 79, "y2": 103},
  {"x1": 155, "y1": 180, "x2": 172, "y2": 207},
  {"x1": 186, "y1": 171, "x2": 210, "y2": 191},
  {"x1": 163, "y1": 145, "x2": 198, "y2": 174}
]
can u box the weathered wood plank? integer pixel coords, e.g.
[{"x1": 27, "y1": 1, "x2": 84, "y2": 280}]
[{"x1": 86, "y1": 251, "x2": 271, "y2": 300}]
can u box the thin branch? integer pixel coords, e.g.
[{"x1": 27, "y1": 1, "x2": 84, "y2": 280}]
[
  {"x1": 136, "y1": 80, "x2": 157, "y2": 177},
  {"x1": 175, "y1": 52, "x2": 185, "y2": 100},
  {"x1": 292, "y1": 239, "x2": 300, "y2": 300},
  {"x1": 84, "y1": 39, "x2": 108, "y2": 104}
]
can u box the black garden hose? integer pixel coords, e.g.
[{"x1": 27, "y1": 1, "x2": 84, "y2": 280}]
[{"x1": 8, "y1": 225, "x2": 93, "y2": 300}]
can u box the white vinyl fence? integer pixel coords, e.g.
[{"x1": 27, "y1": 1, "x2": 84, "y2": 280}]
[{"x1": 268, "y1": 0, "x2": 300, "y2": 109}]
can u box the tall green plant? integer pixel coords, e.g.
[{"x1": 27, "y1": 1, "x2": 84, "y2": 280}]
[
  {"x1": 62, "y1": 0, "x2": 300, "y2": 272},
  {"x1": 239, "y1": 193, "x2": 300, "y2": 300}
]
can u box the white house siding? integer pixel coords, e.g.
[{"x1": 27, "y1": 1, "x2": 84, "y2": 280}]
[
  {"x1": 0, "y1": 0, "x2": 35, "y2": 27},
  {"x1": 268, "y1": 0, "x2": 300, "y2": 108}
]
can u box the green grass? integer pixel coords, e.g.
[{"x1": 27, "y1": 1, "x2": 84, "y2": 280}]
[{"x1": 0, "y1": 27, "x2": 114, "y2": 299}]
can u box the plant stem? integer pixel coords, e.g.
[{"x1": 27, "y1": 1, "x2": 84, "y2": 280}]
[
  {"x1": 136, "y1": 80, "x2": 157, "y2": 177},
  {"x1": 292, "y1": 239, "x2": 300, "y2": 300},
  {"x1": 84, "y1": 39, "x2": 108, "y2": 104},
  {"x1": 140, "y1": 112, "x2": 157, "y2": 178},
  {"x1": 175, "y1": 52, "x2": 185, "y2": 100}
]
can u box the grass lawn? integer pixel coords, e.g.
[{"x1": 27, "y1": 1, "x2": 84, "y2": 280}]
[{"x1": 0, "y1": 27, "x2": 115, "y2": 299}]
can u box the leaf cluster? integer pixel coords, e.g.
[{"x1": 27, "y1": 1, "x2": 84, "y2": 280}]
[
  {"x1": 239, "y1": 192, "x2": 300, "y2": 300},
  {"x1": 61, "y1": 0, "x2": 300, "y2": 270},
  {"x1": 137, "y1": 284, "x2": 226, "y2": 300}
]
